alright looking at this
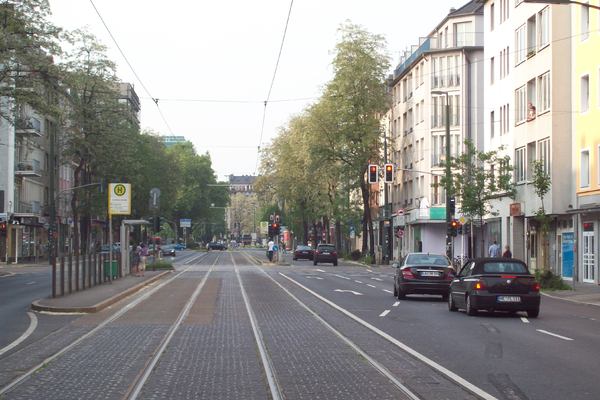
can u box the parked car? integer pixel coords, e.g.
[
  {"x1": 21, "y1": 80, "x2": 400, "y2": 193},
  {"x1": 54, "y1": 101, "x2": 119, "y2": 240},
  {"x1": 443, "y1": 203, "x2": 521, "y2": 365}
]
[
  {"x1": 161, "y1": 244, "x2": 176, "y2": 257},
  {"x1": 393, "y1": 253, "x2": 454, "y2": 300},
  {"x1": 448, "y1": 258, "x2": 541, "y2": 318},
  {"x1": 173, "y1": 243, "x2": 186, "y2": 250},
  {"x1": 207, "y1": 242, "x2": 226, "y2": 251},
  {"x1": 98, "y1": 243, "x2": 120, "y2": 255},
  {"x1": 313, "y1": 244, "x2": 337, "y2": 266},
  {"x1": 293, "y1": 245, "x2": 314, "y2": 261}
]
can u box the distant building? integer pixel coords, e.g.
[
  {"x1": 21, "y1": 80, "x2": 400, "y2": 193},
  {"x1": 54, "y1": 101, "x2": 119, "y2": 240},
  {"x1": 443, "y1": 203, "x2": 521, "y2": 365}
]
[
  {"x1": 226, "y1": 175, "x2": 258, "y2": 241},
  {"x1": 161, "y1": 136, "x2": 187, "y2": 147},
  {"x1": 228, "y1": 175, "x2": 256, "y2": 194},
  {"x1": 117, "y1": 82, "x2": 140, "y2": 126}
]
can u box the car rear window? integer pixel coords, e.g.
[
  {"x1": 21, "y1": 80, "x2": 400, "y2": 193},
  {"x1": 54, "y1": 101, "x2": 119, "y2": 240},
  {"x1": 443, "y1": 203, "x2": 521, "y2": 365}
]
[
  {"x1": 482, "y1": 262, "x2": 528, "y2": 274},
  {"x1": 297, "y1": 246, "x2": 311, "y2": 250},
  {"x1": 317, "y1": 245, "x2": 335, "y2": 251},
  {"x1": 406, "y1": 254, "x2": 449, "y2": 266}
]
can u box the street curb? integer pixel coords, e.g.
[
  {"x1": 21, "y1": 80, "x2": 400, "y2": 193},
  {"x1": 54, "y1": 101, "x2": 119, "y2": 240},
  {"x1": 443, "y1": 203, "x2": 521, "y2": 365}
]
[
  {"x1": 540, "y1": 291, "x2": 600, "y2": 308},
  {"x1": 30, "y1": 271, "x2": 171, "y2": 314}
]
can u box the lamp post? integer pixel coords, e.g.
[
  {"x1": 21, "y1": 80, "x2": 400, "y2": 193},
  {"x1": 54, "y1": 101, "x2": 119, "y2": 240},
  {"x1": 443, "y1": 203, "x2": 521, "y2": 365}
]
[{"x1": 432, "y1": 90, "x2": 453, "y2": 259}]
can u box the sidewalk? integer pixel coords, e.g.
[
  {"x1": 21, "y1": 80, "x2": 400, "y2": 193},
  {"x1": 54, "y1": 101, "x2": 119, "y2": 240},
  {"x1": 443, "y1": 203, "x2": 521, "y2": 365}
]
[
  {"x1": 541, "y1": 281, "x2": 600, "y2": 307},
  {"x1": 31, "y1": 270, "x2": 170, "y2": 313}
]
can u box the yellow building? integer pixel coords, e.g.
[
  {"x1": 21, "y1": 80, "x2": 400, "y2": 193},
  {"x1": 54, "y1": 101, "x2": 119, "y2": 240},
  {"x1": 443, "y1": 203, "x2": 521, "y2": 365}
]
[{"x1": 571, "y1": 1, "x2": 600, "y2": 284}]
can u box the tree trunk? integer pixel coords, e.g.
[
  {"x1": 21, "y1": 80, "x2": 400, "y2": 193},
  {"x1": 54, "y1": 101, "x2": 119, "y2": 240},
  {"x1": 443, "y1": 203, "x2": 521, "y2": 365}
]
[
  {"x1": 359, "y1": 177, "x2": 374, "y2": 258},
  {"x1": 71, "y1": 160, "x2": 85, "y2": 257}
]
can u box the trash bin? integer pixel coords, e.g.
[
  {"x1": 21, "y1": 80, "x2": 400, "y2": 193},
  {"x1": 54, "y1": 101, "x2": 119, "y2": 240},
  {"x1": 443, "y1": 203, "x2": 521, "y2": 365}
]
[{"x1": 103, "y1": 260, "x2": 118, "y2": 279}]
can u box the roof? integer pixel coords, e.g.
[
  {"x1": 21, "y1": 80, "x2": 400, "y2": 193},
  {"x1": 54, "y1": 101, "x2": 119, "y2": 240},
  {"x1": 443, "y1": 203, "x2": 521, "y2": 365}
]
[{"x1": 228, "y1": 175, "x2": 257, "y2": 185}]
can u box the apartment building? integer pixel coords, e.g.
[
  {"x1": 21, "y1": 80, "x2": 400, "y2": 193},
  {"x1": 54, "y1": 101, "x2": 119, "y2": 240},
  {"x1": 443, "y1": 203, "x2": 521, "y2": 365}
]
[
  {"x1": 482, "y1": 0, "x2": 572, "y2": 272},
  {"x1": 389, "y1": 0, "x2": 485, "y2": 258},
  {"x1": 570, "y1": 0, "x2": 600, "y2": 284}
]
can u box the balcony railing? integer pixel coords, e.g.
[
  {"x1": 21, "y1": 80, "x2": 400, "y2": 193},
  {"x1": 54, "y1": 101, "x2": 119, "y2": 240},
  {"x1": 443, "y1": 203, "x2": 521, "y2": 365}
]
[
  {"x1": 15, "y1": 160, "x2": 42, "y2": 177},
  {"x1": 16, "y1": 200, "x2": 42, "y2": 215},
  {"x1": 15, "y1": 116, "x2": 42, "y2": 136}
]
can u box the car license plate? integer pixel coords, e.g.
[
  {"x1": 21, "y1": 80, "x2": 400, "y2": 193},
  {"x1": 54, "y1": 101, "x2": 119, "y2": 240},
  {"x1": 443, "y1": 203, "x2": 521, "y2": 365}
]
[
  {"x1": 497, "y1": 295, "x2": 521, "y2": 303},
  {"x1": 421, "y1": 271, "x2": 440, "y2": 277},
  {"x1": 322, "y1": 252, "x2": 330, "y2": 255}
]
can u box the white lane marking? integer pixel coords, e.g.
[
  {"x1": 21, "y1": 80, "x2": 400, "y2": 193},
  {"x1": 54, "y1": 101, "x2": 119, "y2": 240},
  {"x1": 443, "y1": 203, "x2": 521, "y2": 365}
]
[
  {"x1": 0, "y1": 312, "x2": 38, "y2": 356},
  {"x1": 536, "y1": 329, "x2": 574, "y2": 341},
  {"x1": 393, "y1": 301, "x2": 400, "y2": 307},
  {"x1": 25, "y1": 281, "x2": 36, "y2": 285},
  {"x1": 280, "y1": 274, "x2": 498, "y2": 400},
  {"x1": 367, "y1": 269, "x2": 373, "y2": 273},
  {"x1": 379, "y1": 310, "x2": 390, "y2": 317},
  {"x1": 382, "y1": 289, "x2": 393, "y2": 294},
  {"x1": 334, "y1": 289, "x2": 363, "y2": 296},
  {"x1": 334, "y1": 274, "x2": 351, "y2": 280},
  {"x1": 354, "y1": 280, "x2": 363, "y2": 284},
  {"x1": 315, "y1": 269, "x2": 326, "y2": 273},
  {"x1": 371, "y1": 277, "x2": 383, "y2": 281},
  {"x1": 367, "y1": 284, "x2": 376, "y2": 288},
  {"x1": 520, "y1": 317, "x2": 529, "y2": 324},
  {"x1": 305, "y1": 276, "x2": 324, "y2": 280}
]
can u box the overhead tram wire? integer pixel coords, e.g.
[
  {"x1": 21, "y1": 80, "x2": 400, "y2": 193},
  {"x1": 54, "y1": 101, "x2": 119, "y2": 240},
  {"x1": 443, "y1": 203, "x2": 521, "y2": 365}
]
[
  {"x1": 254, "y1": 0, "x2": 295, "y2": 175},
  {"x1": 88, "y1": 0, "x2": 174, "y2": 135}
]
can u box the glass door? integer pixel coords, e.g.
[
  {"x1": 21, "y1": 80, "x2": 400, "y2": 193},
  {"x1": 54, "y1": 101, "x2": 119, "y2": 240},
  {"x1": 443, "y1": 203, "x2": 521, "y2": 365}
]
[{"x1": 583, "y1": 231, "x2": 595, "y2": 283}]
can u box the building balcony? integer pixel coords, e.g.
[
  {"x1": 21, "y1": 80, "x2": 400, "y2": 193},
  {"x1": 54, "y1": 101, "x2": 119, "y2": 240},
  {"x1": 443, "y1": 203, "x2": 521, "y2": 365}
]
[
  {"x1": 14, "y1": 200, "x2": 42, "y2": 216},
  {"x1": 15, "y1": 160, "x2": 42, "y2": 177},
  {"x1": 15, "y1": 116, "x2": 42, "y2": 136}
]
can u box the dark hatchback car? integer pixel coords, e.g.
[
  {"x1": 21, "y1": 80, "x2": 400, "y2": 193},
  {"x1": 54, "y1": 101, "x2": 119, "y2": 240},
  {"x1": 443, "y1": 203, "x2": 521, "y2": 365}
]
[
  {"x1": 313, "y1": 244, "x2": 338, "y2": 266},
  {"x1": 393, "y1": 253, "x2": 454, "y2": 300},
  {"x1": 293, "y1": 245, "x2": 314, "y2": 261},
  {"x1": 208, "y1": 242, "x2": 226, "y2": 250},
  {"x1": 161, "y1": 245, "x2": 176, "y2": 257},
  {"x1": 448, "y1": 258, "x2": 540, "y2": 318}
]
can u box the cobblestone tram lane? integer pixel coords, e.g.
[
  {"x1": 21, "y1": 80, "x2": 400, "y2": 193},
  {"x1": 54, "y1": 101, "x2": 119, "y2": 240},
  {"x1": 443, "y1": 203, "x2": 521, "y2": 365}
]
[{"x1": 1, "y1": 253, "x2": 216, "y2": 400}]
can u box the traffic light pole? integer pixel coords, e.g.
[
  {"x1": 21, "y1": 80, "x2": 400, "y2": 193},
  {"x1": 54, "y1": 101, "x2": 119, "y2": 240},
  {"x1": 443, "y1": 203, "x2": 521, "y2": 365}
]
[{"x1": 443, "y1": 93, "x2": 452, "y2": 260}]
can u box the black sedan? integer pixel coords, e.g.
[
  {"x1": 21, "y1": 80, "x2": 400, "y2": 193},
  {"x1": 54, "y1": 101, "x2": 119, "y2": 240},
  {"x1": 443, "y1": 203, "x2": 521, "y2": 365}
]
[
  {"x1": 207, "y1": 242, "x2": 226, "y2": 250},
  {"x1": 161, "y1": 245, "x2": 176, "y2": 257},
  {"x1": 293, "y1": 245, "x2": 314, "y2": 261},
  {"x1": 393, "y1": 253, "x2": 455, "y2": 300},
  {"x1": 448, "y1": 258, "x2": 540, "y2": 318}
]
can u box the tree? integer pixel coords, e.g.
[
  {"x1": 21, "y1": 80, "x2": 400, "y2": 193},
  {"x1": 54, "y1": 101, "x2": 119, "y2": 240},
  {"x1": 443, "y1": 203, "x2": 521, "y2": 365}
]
[
  {"x1": 531, "y1": 159, "x2": 551, "y2": 269},
  {"x1": 443, "y1": 140, "x2": 515, "y2": 257}
]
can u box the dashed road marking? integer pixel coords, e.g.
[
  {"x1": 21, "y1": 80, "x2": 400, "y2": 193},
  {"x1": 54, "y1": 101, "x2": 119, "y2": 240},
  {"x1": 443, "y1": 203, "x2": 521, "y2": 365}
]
[
  {"x1": 536, "y1": 329, "x2": 574, "y2": 341},
  {"x1": 382, "y1": 289, "x2": 393, "y2": 294},
  {"x1": 393, "y1": 301, "x2": 400, "y2": 307},
  {"x1": 379, "y1": 310, "x2": 390, "y2": 317},
  {"x1": 371, "y1": 277, "x2": 383, "y2": 281},
  {"x1": 25, "y1": 281, "x2": 36, "y2": 285},
  {"x1": 315, "y1": 269, "x2": 326, "y2": 273},
  {"x1": 354, "y1": 280, "x2": 363, "y2": 284},
  {"x1": 520, "y1": 317, "x2": 529, "y2": 323},
  {"x1": 367, "y1": 284, "x2": 376, "y2": 288},
  {"x1": 334, "y1": 274, "x2": 351, "y2": 280}
]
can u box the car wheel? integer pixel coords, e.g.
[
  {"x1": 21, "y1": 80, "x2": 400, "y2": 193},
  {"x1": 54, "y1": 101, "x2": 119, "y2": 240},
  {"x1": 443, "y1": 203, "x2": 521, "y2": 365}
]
[
  {"x1": 313, "y1": 260, "x2": 317, "y2": 266},
  {"x1": 448, "y1": 293, "x2": 457, "y2": 311},
  {"x1": 333, "y1": 261, "x2": 338, "y2": 266},
  {"x1": 527, "y1": 308, "x2": 540, "y2": 318},
  {"x1": 293, "y1": 257, "x2": 297, "y2": 261},
  {"x1": 397, "y1": 286, "x2": 406, "y2": 299},
  {"x1": 442, "y1": 293, "x2": 449, "y2": 302},
  {"x1": 466, "y1": 295, "x2": 477, "y2": 316},
  {"x1": 393, "y1": 283, "x2": 398, "y2": 297}
]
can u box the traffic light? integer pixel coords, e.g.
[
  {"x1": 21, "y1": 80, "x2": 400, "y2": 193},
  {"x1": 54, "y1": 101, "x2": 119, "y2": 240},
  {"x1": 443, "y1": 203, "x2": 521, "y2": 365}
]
[
  {"x1": 153, "y1": 216, "x2": 161, "y2": 232},
  {"x1": 448, "y1": 219, "x2": 460, "y2": 237},
  {"x1": 368, "y1": 164, "x2": 379, "y2": 183},
  {"x1": 271, "y1": 223, "x2": 280, "y2": 236},
  {"x1": 0, "y1": 221, "x2": 6, "y2": 237},
  {"x1": 384, "y1": 163, "x2": 394, "y2": 183},
  {"x1": 448, "y1": 196, "x2": 456, "y2": 216}
]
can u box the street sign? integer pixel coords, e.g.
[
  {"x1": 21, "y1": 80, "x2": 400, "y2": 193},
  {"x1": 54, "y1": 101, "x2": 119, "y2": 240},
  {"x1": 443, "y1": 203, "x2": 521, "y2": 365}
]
[
  {"x1": 180, "y1": 218, "x2": 191, "y2": 228},
  {"x1": 260, "y1": 221, "x2": 268, "y2": 234},
  {"x1": 0, "y1": 212, "x2": 7, "y2": 221},
  {"x1": 149, "y1": 188, "x2": 161, "y2": 209},
  {"x1": 108, "y1": 183, "x2": 131, "y2": 215},
  {"x1": 458, "y1": 216, "x2": 468, "y2": 225}
]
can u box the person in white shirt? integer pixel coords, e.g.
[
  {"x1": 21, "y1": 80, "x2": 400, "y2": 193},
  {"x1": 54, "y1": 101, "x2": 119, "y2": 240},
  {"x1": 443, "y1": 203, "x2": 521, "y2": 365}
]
[
  {"x1": 488, "y1": 240, "x2": 500, "y2": 257},
  {"x1": 267, "y1": 240, "x2": 275, "y2": 262}
]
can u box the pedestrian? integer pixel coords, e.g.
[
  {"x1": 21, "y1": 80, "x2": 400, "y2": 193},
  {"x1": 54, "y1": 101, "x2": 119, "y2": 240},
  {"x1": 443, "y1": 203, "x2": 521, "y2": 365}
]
[
  {"x1": 138, "y1": 243, "x2": 148, "y2": 277},
  {"x1": 488, "y1": 240, "x2": 501, "y2": 257},
  {"x1": 503, "y1": 245, "x2": 512, "y2": 258},
  {"x1": 267, "y1": 239, "x2": 274, "y2": 262}
]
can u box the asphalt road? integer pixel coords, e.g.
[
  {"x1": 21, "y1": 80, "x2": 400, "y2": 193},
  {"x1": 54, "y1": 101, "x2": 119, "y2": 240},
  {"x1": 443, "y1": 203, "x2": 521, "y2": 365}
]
[{"x1": 0, "y1": 249, "x2": 598, "y2": 400}]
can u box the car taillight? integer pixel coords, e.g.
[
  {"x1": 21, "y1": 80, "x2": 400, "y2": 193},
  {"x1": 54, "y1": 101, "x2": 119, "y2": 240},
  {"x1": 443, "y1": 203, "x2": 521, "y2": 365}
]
[
  {"x1": 445, "y1": 270, "x2": 455, "y2": 280},
  {"x1": 474, "y1": 280, "x2": 485, "y2": 290},
  {"x1": 532, "y1": 282, "x2": 541, "y2": 292},
  {"x1": 402, "y1": 269, "x2": 416, "y2": 279},
  {"x1": 315, "y1": 250, "x2": 320, "y2": 255},
  {"x1": 332, "y1": 251, "x2": 337, "y2": 256}
]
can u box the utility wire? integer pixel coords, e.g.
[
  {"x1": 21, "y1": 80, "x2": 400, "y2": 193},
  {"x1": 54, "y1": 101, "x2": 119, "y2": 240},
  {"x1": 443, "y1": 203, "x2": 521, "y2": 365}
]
[
  {"x1": 88, "y1": 0, "x2": 174, "y2": 135},
  {"x1": 255, "y1": 0, "x2": 295, "y2": 175}
]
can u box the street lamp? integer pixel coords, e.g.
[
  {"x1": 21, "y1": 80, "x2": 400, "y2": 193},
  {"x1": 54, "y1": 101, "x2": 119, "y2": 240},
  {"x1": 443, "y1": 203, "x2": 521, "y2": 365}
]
[
  {"x1": 523, "y1": 0, "x2": 600, "y2": 10},
  {"x1": 432, "y1": 90, "x2": 453, "y2": 259}
]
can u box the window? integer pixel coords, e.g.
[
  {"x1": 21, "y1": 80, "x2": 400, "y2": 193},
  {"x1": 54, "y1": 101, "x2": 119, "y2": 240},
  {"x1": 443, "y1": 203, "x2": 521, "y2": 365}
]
[
  {"x1": 491, "y1": 111, "x2": 495, "y2": 138},
  {"x1": 420, "y1": 100, "x2": 424, "y2": 122},
  {"x1": 527, "y1": 15, "x2": 537, "y2": 56},
  {"x1": 455, "y1": 22, "x2": 473, "y2": 47},
  {"x1": 432, "y1": 58, "x2": 439, "y2": 88},
  {"x1": 505, "y1": 46, "x2": 510, "y2": 76},
  {"x1": 515, "y1": 24, "x2": 527, "y2": 64},
  {"x1": 581, "y1": 149, "x2": 590, "y2": 187},
  {"x1": 490, "y1": 3, "x2": 495, "y2": 31},
  {"x1": 448, "y1": 56, "x2": 455, "y2": 86},
  {"x1": 440, "y1": 57, "x2": 446, "y2": 87},
  {"x1": 490, "y1": 57, "x2": 495, "y2": 85},
  {"x1": 415, "y1": 103, "x2": 420, "y2": 125},
  {"x1": 581, "y1": 75, "x2": 589, "y2": 112},
  {"x1": 538, "y1": 138, "x2": 550, "y2": 173},
  {"x1": 515, "y1": 85, "x2": 527, "y2": 124},
  {"x1": 455, "y1": 55, "x2": 461, "y2": 86},
  {"x1": 527, "y1": 141, "x2": 536, "y2": 180},
  {"x1": 527, "y1": 78, "x2": 537, "y2": 120},
  {"x1": 538, "y1": 7, "x2": 549, "y2": 48},
  {"x1": 581, "y1": 5, "x2": 589, "y2": 41},
  {"x1": 515, "y1": 147, "x2": 526, "y2": 183},
  {"x1": 538, "y1": 71, "x2": 550, "y2": 113}
]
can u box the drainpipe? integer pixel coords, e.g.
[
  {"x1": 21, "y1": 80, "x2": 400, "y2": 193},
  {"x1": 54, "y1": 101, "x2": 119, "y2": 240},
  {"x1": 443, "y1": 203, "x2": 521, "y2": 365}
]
[{"x1": 463, "y1": 49, "x2": 474, "y2": 257}]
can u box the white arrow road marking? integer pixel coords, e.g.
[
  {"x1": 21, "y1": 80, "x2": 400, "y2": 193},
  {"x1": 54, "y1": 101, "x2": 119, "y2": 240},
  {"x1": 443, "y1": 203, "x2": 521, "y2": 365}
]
[
  {"x1": 520, "y1": 317, "x2": 529, "y2": 323},
  {"x1": 393, "y1": 301, "x2": 400, "y2": 307},
  {"x1": 334, "y1": 274, "x2": 351, "y2": 280},
  {"x1": 334, "y1": 289, "x2": 363, "y2": 296},
  {"x1": 382, "y1": 289, "x2": 393, "y2": 294},
  {"x1": 315, "y1": 269, "x2": 326, "y2": 273},
  {"x1": 379, "y1": 310, "x2": 390, "y2": 317},
  {"x1": 536, "y1": 329, "x2": 574, "y2": 341},
  {"x1": 367, "y1": 284, "x2": 376, "y2": 288},
  {"x1": 0, "y1": 312, "x2": 38, "y2": 356}
]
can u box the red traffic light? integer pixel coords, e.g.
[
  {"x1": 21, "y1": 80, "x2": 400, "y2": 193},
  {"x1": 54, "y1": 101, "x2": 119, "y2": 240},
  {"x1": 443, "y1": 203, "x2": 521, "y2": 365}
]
[
  {"x1": 450, "y1": 219, "x2": 460, "y2": 228},
  {"x1": 384, "y1": 163, "x2": 394, "y2": 183},
  {"x1": 368, "y1": 164, "x2": 379, "y2": 183}
]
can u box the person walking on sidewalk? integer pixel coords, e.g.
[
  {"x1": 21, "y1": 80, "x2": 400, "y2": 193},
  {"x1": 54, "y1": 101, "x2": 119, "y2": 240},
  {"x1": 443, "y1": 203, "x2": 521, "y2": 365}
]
[
  {"x1": 267, "y1": 239, "x2": 274, "y2": 262},
  {"x1": 488, "y1": 240, "x2": 500, "y2": 257},
  {"x1": 138, "y1": 243, "x2": 148, "y2": 277},
  {"x1": 502, "y1": 245, "x2": 512, "y2": 258}
]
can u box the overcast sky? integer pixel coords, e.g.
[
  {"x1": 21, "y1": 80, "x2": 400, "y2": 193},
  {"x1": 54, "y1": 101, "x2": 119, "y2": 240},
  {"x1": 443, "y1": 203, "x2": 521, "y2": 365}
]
[{"x1": 47, "y1": 0, "x2": 463, "y2": 181}]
